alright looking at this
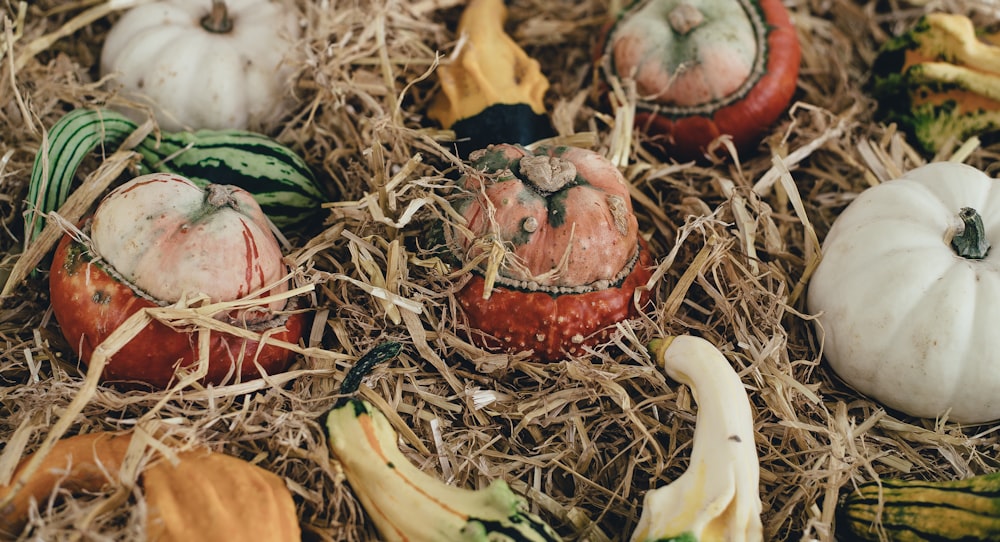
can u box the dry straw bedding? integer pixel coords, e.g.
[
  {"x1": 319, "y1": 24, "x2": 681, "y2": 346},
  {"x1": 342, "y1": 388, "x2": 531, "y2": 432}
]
[{"x1": 1, "y1": 0, "x2": 1000, "y2": 540}]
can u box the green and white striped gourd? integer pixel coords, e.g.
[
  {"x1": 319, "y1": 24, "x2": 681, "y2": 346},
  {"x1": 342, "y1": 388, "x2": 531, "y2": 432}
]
[
  {"x1": 25, "y1": 108, "x2": 325, "y2": 242},
  {"x1": 841, "y1": 473, "x2": 1000, "y2": 541}
]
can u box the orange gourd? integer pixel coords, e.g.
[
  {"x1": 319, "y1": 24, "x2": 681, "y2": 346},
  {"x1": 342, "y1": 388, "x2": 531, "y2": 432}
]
[{"x1": 0, "y1": 432, "x2": 301, "y2": 541}]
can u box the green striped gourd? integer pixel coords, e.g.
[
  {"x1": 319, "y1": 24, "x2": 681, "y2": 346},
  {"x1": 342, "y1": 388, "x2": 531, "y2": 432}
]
[
  {"x1": 25, "y1": 108, "x2": 325, "y2": 243},
  {"x1": 840, "y1": 473, "x2": 1000, "y2": 541}
]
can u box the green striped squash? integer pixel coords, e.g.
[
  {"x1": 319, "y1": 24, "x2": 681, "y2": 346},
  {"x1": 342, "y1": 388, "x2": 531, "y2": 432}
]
[
  {"x1": 26, "y1": 108, "x2": 326, "y2": 243},
  {"x1": 841, "y1": 473, "x2": 1000, "y2": 541}
]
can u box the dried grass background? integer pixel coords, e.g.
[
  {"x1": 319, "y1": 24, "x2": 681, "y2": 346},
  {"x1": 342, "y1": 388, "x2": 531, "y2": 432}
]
[{"x1": 2, "y1": 0, "x2": 1000, "y2": 540}]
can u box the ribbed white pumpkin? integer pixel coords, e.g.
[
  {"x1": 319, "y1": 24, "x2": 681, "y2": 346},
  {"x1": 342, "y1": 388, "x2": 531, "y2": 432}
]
[
  {"x1": 100, "y1": 0, "x2": 300, "y2": 132},
  {"x1": 807, "y1": 161, "x2": 1000, "y2": 424}
]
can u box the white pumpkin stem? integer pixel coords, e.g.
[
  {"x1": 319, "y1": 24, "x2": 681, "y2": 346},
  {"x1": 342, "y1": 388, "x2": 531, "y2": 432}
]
[
  {"x1": 951, "y1": 207, "x2": 990, "y2": 259},
  {"x1": 202, "y1": 0, "x2": 233, "y2": 33}
]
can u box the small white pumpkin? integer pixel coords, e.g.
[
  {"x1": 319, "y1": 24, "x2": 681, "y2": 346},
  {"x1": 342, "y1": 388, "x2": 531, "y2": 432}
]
[
  {"x1": 100, "y1": 0, "x2": 301, "y2": 132},
  {"x1": 807, "y1": 161, "x2": 1000, "y2": 424}
]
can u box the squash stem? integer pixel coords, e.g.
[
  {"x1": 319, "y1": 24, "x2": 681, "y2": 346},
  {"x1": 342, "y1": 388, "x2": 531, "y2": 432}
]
[
  {"x1": 336, "y1": 342, "x2": 403, "y2": 404},
  {"x1": 668, "y1": 3, "x2": 705, "y2": 35},
  {"x1": 951, "y1": 207, "x2": 990, "y2": 259},
  {"x1": 206, "y1": 183, "x2": 238, "y2": 208},
  {"x1": 519, "y1": 155, "x2": 576, "y2": 194},
  {"x1": 201, "y1": 0, "x2": 233, "y2": 33},
  {"x1": 186, "y1": 184, "x2": 239, "y2": 224}
]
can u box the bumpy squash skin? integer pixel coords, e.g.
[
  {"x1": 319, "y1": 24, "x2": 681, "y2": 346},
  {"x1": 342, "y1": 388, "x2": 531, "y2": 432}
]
[
  {"x1": 49, "y1": 234, "x2": 306, "y2": 389},
  {"x1": 455, "y1": 144, "x2": 642, "y2": 286},
  {"x1": 458, "y1": 244, "x2": 653, "y2": 361},
  {"x1": 598, "y1": 0, "x2": 801, "y2": 160}
]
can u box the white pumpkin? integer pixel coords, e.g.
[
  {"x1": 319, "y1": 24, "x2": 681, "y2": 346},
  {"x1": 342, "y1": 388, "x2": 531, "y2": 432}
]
[
  {"x1": 100, "y1": 0, "x2": 301, "y2": 132},
  {"x1": 807, "y1": 161, "x2": 1000, "y2": 424}
]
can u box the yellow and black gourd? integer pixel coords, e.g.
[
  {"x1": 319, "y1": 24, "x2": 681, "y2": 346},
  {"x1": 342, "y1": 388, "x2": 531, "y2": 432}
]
[
  {"x1": 840, "y1": 472, "x2": 1000, "y2": 541},
  {"x1": 428, "y1": 0, "x2": 555, "y2": 157}
]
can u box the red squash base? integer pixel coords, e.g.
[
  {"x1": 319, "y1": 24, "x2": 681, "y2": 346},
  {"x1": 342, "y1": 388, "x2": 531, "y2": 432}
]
[
  {"x1": 49, "y1": 234, "x2": 307, "y2": 390},
  {"x1": 457, "y1": 243, "x2": 654, "y2": 362}
]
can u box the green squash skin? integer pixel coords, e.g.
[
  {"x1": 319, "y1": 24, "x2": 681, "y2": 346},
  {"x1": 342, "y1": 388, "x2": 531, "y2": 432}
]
[
  {"x1": 840, "y1": 473, "x2": 1000, "y2": 541},
  {"x1": 25, "y1": 108, "x2": 328, "y2": 245},
  {"x1": 870, "y1": 16, "x2": 1000, "y2": 153},
  {"x1": 131, "y1": 129, "x2": 326, "y2": 228}
]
